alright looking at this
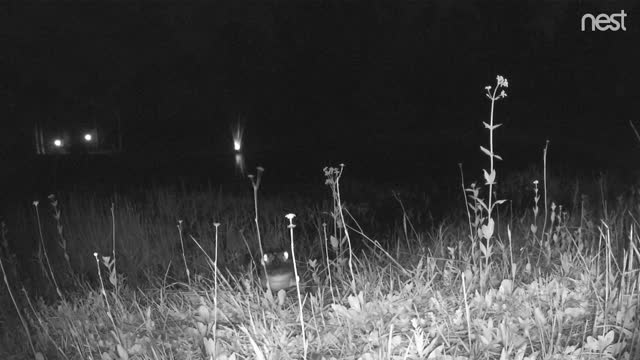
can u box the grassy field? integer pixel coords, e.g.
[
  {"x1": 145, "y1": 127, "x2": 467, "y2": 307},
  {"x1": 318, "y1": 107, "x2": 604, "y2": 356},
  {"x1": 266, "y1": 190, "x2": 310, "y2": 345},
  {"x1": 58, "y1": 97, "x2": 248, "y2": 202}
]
[{"x1": 1, "y1": 76, "x2": 638, "y2": 359}]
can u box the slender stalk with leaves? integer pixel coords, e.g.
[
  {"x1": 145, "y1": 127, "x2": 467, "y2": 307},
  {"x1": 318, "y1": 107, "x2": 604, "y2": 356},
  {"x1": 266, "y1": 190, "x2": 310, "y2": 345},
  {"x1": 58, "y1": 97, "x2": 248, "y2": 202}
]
[
  {"x1": 477, "y1": 75, "x2": 509, "y2": 268},
  {"x1": 248, "y1": 166, "x2": 270, "y2": 291},
  {"x1": 324, "y1": 164, "x2": 356, "y2": 294}
]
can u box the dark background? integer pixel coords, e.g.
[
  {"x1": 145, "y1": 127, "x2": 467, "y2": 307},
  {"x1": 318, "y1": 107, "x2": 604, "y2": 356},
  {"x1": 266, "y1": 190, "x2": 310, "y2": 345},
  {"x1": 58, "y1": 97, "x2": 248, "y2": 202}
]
[{"x1": 2, "y1": 1, "x2": 639, "y2": 189}]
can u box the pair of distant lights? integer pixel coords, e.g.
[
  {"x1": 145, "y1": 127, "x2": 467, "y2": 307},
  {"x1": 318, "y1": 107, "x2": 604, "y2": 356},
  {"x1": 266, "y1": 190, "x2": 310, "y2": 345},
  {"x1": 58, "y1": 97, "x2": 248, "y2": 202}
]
[{"x1": 52, "y1": 134, "x2": 93, "y2": 148}]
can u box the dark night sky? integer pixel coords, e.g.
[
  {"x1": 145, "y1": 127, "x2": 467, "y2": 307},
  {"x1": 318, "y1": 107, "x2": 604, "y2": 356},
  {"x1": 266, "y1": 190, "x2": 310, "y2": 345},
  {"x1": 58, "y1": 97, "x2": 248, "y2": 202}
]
[{"x1": 2, "y1": 1, "x2": 639, "y2": 171}]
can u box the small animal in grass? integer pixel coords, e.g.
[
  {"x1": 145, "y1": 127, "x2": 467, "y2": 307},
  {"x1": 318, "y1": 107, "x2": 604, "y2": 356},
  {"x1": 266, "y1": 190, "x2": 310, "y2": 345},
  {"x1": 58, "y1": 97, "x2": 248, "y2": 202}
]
[{"x1": 259, "y1": 250, "x2": 297, "y2": 291}]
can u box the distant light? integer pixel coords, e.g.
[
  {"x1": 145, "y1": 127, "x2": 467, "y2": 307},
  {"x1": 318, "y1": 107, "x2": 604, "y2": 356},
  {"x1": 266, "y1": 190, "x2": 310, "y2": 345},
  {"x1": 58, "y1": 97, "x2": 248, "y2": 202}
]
[
  {"x1": 84, "y1": 133, "x2": 93, "y2": 142},
  {"x1": 53, "y1": 139, "x2": 63, "y2": 147},
  {"x1": 232, "y1": 121, "x2": 244, "y2": 152}
]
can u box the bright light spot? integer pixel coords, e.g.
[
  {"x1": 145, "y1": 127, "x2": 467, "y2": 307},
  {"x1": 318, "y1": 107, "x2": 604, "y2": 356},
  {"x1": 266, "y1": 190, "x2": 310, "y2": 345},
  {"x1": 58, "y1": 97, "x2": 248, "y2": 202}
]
[
  {"x1": 232, "y1": 122, "x2": 244, "y2": 152},
  {"x1": 84, "y1": 134, "x2": 92, "y2": 142},
  {"x1": 53, "y1": 139, "x2": 63, "y2": 147}
]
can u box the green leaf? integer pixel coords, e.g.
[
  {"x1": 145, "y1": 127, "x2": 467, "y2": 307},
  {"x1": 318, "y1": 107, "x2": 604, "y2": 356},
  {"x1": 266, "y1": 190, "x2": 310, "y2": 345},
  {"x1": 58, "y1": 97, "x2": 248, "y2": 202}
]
[
  {"x1": 480, "y1": 146, "x2": 492, "y2": 157},
  {"x1": 480, "y1": 218, "x2": 495, "y2": 240},
  {"x1": 479, "y1": 241, "x2": 488, "y2": 255},
  {"x1": 483, "y1": 122, "x2": 503, "y2": 131},
  {"x1": 483, "y1": 169, "x2": 496, "y2": 185},
  {"x1": 116, "y1": 344, "x2": 129, "y2": 360},
  {"x1": 330, "y1": 235, "x2": 339, "y2": 249},
  {"x1": 599, "y1": 330, "x2": 615, "y2": 349},
  {"x1": 109, "y1": 271, "x2": 117, "y2": 288}
]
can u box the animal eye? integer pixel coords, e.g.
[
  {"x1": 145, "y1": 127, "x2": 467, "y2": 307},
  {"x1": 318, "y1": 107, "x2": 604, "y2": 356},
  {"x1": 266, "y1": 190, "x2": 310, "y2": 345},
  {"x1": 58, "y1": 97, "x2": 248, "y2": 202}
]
[
  {"x1": 282, "y1": 251, "x2": 289, "y2": 261},
  {"x1": 262, "y1": 254, "x2": 269, "y2": 264}
]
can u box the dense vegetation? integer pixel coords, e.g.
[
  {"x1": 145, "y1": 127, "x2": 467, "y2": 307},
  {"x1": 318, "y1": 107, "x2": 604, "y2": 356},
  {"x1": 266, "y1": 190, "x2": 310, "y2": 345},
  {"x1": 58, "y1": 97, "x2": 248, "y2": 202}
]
[{"x1": 1, "y1": 77, "x2": 638, "y2": 359}]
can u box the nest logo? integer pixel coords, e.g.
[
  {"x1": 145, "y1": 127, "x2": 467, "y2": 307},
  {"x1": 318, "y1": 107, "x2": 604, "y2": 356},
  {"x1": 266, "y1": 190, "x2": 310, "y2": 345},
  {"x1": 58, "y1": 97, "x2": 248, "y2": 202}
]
[{"x1": 581, "y1": 10, "x2": 627, "y2": 31}]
